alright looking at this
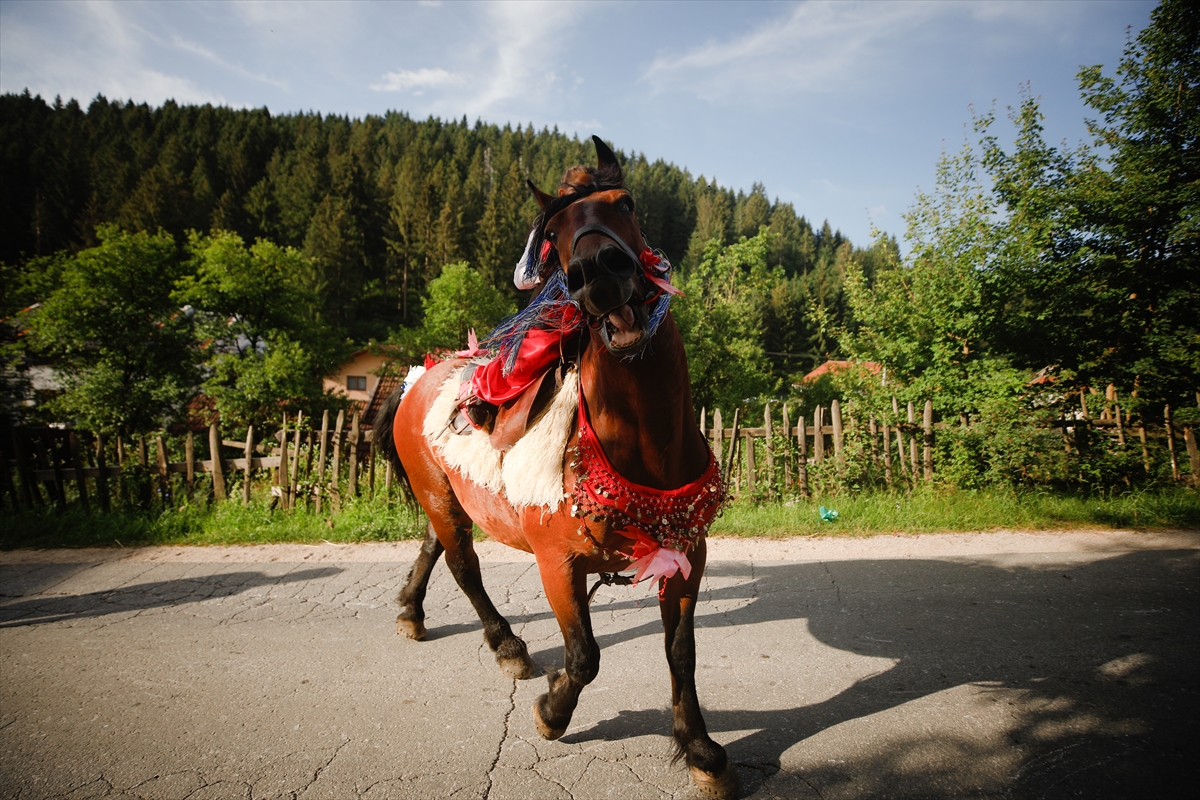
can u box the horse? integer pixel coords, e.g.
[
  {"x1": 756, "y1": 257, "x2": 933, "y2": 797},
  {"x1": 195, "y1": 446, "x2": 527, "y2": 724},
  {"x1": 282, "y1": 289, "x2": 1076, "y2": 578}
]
[{"x1": 375, "y1": 136, "x2": 737, "y2": 799}]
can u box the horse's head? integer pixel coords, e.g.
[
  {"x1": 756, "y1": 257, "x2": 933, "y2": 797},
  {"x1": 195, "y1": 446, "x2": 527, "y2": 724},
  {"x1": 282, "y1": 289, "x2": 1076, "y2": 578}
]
[{"x1": 529, "y1": 137, "x2": 657, "y2": 356}]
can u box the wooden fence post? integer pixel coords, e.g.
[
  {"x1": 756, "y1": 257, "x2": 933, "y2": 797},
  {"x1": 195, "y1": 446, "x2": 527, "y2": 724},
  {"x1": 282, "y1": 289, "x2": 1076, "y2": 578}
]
[
  {"x1": 725, "y1": 408, "x2": 740, "y2": 489},
  {"x1": 813, "y1": 406, "x2": 824, "y2": 463},
  {"x1": 763, "y1": 401, "x2": 774, "y2": 495},
  {"x1": 781, "y1": 403, "x2": 792, "y2": 489},
  {"x1": 831, "y1": 400, "x2": 845, "y2": 473},
  {"x1": 155, "y1": 436, "x2": 169, "y2": 507},
  {"x1": 316, "y1": 410, "x2": 330, "y2": 513},
  {"x1": 243, "y1": 425, "x2": 254, "y2": 506},
  {"x1": 209, "y1": 422, "x2": 226, "y2": 502},
  {"x1": 1113, "y1": 389, "x2": 1126, "y2": 446},
  {"x1": 289, "y1": 410, "x2": 304, "y2": 508},
  {"x1": 745, "y1": 431, "x2": 756, "y2": 495},
  {"x1": 1137, "y1": 415, "x2": 1150, "y2": 473},
  {"x1": 48, "y1": 431, "x2": 67, "y2": 509},
  {"x1": 882, "y1": 419, "x2": 893, "y2": 486},
  {"x1": 1184, "y1": 425, "x2": 1200, "y2": 488},
  {"x1": 796, "y1": 412, "x2": 809, "y2": 498},
  {"x1": 95, "y1": 432, "x2": 110, "y2": 513},
  {"x1": 907, "y1": 401, "x2": 918, "y2": 478},
  {"x1": 331, "y1": 409, "x2": 345, "y2": 510},
  {"x1": 923, "y1": 400, "x2": 934, "y2": 481},
  {"x1": 11, "y1": 430, "x2": 38, "y2": 509},
  {"x1": 348, "y1": 411, "x2": 361, "y2": 498},
  {"x1": 368, "y1": 431, "x2": 377, "y2": 499},
  {"x1": 892, "y1": 397, "x2": 906, "y2": 479},
  {"x1": 185, "y1": 432, "x2": 195, "y2": 500},
  {"x1": 68, "y1": 431, "x2": 90, "y2": 512},
  {"x1": 278, "y1": 414, "x2": 290, "y2": 509},
  {"x1": 868, "y1": 413, "x2": 879, "y2": 468},
  {"x1": 712, "y1": 408, "x2": 723, "y2": 466},
  {"x1": 1165, "y1": 405, "x2": 1180, "y2": 482}
]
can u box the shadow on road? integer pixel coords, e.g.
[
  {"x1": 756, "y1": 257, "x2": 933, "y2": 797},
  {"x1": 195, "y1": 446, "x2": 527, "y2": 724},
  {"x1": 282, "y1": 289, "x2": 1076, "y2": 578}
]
[
  {"x1": 0, "y1": 567, "x2": 343, "y2": 627},
  {"x1": 557, "y1": 549, "x2": 1198, "y2": 798}
]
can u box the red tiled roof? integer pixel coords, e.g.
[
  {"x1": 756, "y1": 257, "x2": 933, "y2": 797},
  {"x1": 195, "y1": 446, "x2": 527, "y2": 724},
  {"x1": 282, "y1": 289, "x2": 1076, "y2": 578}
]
[
  {"x1": 361, "y1": 373, "x2": 402, "y2": 428},
  {"x1": 803, "y1": 360, "x2": 882, "y2": 381}
]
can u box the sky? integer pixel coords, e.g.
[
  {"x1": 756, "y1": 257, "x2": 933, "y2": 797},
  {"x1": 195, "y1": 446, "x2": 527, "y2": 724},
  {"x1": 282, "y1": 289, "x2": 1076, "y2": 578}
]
[{"x1": 0, "y1": 0, "x2": 1156, "y2": 249}]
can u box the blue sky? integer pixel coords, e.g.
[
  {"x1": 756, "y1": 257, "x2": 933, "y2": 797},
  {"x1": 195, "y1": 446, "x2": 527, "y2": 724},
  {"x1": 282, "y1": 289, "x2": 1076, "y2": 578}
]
[{"x1": 0, "y1": 0, "x2": 1154, "y2": 249}]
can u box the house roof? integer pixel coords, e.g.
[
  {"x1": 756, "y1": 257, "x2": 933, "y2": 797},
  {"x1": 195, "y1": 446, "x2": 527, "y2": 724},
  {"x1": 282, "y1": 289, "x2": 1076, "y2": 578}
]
[
  {"x1": 803, "y1": 360, "x2": 882, "y2": 382},
  {"x1": 361, "y1": 373, "x2": 402, "y2": 429}
]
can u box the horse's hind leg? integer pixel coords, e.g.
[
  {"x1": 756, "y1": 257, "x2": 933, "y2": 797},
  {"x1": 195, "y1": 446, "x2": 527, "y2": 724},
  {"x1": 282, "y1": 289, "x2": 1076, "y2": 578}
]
[
  {"x1": 660, "y1": 540, "x2": 737, "y2": 800},
  {"x1": 396, "y1": 521, "x2": 444, "y2": 640},
  {"x1": 438, "y1": 515, "x2": 537, "y2": 680}
]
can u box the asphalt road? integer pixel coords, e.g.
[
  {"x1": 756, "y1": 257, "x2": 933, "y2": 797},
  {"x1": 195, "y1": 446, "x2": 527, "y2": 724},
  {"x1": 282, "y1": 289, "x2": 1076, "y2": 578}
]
[{"x1": 1, "y1": 530, "x2": 1197, "y2": 799}]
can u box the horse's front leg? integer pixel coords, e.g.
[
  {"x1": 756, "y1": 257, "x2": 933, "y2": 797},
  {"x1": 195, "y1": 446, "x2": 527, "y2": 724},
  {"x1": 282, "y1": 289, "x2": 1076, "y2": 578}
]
[
  {"x1": 661, "y1": 539, "x2": 737, "y2": 799},
  {"x1": 532, "y1": 555, "x2": 598, "y2": 740}
]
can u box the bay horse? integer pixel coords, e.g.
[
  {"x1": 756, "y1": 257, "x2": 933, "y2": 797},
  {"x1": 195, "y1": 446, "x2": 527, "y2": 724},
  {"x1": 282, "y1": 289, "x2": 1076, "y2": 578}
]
[{"x1": 375, "y1": 137, "x2": 736, "y2": 799}]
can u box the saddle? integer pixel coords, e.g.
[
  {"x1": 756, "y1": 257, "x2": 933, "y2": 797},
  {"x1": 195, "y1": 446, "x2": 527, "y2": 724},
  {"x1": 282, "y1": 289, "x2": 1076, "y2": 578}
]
[
  {"x1": 490, "y1": 364, "x2": 561, "y2": 452},
  {"x1": 454, "y1": 360, "x2": 566, "y2": 453}
]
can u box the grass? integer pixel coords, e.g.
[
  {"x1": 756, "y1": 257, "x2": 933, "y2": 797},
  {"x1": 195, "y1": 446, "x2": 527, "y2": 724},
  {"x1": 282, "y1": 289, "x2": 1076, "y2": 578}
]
[
  {"x1": 712, "y1": 486, "x2": 1200, "y2": 538},
  {"x1": 0, "y1": 491, "x2": 428, "y2": 550},
  {"x1": 1, "y1": 487, "x2": 1197, "y2": 550}
]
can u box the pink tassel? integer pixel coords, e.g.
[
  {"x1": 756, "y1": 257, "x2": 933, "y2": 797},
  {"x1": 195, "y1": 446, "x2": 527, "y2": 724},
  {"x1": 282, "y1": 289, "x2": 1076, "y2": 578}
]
[
  {"x1": 630, "y1": 545, "x2": 691, "y2": 587},
  {"x1": 454, "y1": 328, "x2": 490, "y2": 358}
]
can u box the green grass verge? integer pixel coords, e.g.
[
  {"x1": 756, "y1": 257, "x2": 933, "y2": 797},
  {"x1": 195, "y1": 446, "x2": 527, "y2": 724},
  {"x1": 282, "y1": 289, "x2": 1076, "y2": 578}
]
[
  {"x1": 712, "y1": 487, "x2": 1200, "y2": 537},
  {"x1": 1, "y1": 487, "x2": 1196, "y2": 550},
  {"x1": 0, "y1": 492, "x2": 428, "y2": 550}
]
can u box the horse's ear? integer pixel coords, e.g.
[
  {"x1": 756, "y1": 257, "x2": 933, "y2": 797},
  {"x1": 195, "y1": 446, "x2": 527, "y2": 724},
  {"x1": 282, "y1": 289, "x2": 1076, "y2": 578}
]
[
  {"x1": 527, "y1": 179, "x2": 555, "y2": 211},
  {"x1": 592, "y1": 135, "x2": 623, "y2": 183}
]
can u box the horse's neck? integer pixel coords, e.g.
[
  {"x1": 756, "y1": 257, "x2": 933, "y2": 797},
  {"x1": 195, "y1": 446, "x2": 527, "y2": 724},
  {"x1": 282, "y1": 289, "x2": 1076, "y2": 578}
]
[{"x1": 581, "y1": 314, "x2": 709, "y2": 489}]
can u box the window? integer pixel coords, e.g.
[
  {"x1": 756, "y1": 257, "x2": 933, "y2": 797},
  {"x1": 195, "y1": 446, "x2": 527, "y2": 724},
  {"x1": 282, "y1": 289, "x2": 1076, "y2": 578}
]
[{"x1": 347, "y1": 375, "x2": 367, "y2": 391}]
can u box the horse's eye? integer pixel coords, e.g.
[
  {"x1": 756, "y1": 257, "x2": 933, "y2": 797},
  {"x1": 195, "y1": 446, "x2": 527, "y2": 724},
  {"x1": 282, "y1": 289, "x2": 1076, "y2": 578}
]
[
  {"x1": 545, "y1": 230, "x2": 557, "y2": 243},
  {"x1": 620, "y1": 198, "x2": 635, "y2": 213}
]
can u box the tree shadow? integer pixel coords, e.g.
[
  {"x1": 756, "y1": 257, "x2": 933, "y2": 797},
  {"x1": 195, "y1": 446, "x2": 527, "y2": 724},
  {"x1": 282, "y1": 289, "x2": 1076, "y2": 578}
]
[
  {"x1": 567, "y1": 549, "x2": 1199, "y2": 798},
  {"x1": 0, "y1": 567, "x2": 343, "y2": 627}
]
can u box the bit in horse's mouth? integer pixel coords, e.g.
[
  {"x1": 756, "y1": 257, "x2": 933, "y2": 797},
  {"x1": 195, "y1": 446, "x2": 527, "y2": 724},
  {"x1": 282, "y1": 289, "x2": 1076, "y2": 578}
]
[{"x1": 605, "y1": 303, "x2": 644, "y2": 349}]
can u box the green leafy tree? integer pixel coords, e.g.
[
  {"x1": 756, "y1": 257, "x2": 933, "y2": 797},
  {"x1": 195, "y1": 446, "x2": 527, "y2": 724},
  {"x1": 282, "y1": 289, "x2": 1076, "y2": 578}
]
[
  {"x1": 27, "y1": 225, "x2": 195, "y2": 435},
  {"x1": 176, "y1": 231, "x2": 343, "y2": 430},
  {"x1": 420, "y1": 261, "x2": 515, "y2": 351},
  {"x1": 1071, "y1": 0, "x2": 1198, "y2": 404},
  {"x1": 674, "y1": 231, "x2": 777, "y2": 413},
  {"x1": 840, "y1": 138, "x2": 1021, "y2": 416}
]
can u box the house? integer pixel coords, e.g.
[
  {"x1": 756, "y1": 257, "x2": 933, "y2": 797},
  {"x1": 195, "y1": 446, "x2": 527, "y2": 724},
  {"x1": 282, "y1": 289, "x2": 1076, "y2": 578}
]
[{"x1": 324, "y1": 347, "x2": 408, "y2": 426}]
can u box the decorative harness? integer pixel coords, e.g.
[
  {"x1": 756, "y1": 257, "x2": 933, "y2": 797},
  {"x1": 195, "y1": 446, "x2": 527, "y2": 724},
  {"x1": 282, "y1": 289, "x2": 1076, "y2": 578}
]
[
  {"x1": 484, "y1": 183, "x2": 726, "y2": 590},
  {"x1": 570, "y1": 383, "x2": 727, "y2": 590}
]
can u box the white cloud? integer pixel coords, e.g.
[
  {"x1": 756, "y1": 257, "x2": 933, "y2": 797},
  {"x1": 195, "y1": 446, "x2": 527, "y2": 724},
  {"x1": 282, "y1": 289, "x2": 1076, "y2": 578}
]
[
  {"x1": 0, "y1": 1, "x2": 226, "y2": 106},
  {"x1": 371, "y1": 67, "x2": 463, "y2": 93},
  {"x1": 372, "y1": 1, "x2": 590, "y2": 121},
  {"x1": 643, "y1": 1, "x2": 943, "y2": 102},
  {"x1": 169, "y1": 35, "x2": 290, "y2": 92}
]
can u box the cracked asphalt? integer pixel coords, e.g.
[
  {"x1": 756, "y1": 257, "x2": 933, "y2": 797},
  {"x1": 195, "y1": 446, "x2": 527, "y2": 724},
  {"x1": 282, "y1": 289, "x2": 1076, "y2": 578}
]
[{"x1": 1, "y1": 530, "x2": 1197, "y2": 800}]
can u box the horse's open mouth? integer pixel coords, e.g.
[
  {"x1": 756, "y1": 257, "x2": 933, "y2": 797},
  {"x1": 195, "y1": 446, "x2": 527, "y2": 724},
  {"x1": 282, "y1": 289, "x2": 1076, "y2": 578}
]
[{"x1": 598, "y1": 301, "x2": 648, "y2": 354}]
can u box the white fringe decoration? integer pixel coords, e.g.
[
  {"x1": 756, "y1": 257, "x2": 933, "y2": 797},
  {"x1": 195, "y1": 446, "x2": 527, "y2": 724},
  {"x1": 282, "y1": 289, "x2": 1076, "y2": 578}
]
[{"x1": 422, "y1": 365, "x2": 579, "y2": 508}]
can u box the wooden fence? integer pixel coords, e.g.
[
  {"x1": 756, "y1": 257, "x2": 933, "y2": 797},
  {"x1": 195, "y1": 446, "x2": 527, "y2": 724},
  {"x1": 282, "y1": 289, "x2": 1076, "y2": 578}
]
[
  {"x1": 703, "y1": 389, "x2": 1200, "y2": 498},
  {"x1": 3, "y1": 388, "x2": 1197, "y2": 514},
  {"x1": 1, "y1": 409, "x2": 391, "y2": 514}
]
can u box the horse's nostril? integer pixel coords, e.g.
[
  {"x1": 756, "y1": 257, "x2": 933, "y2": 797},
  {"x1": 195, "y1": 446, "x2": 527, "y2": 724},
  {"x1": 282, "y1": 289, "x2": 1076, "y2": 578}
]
[
  {"x1": 567, "y1": 258, "x2": 588, "y2": 295},
  {"x1": 596, "y1": 244, "x2": 636, "y2": 278}
]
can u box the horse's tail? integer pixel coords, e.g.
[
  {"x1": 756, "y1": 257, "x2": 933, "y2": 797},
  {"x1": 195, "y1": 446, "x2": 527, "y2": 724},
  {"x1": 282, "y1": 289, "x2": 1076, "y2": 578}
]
[{"x1": 371, "y1": 386, "x2": 417, "y2": 508}]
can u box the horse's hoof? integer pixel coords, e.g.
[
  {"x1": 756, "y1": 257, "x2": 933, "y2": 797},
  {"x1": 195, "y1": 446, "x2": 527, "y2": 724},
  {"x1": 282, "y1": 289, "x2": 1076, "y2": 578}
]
[
  {"x1": 396, "y1": 617, "x2": 426, "y2": 640},
  {"x1": 532, "y1": 701, "x2": 565, "y2": 741},
  {"x1": 498, "y1": 653, "x2": 536, "y2": 680},
  {"x1": 690, "y1": 764, "x2": 739, "y2": 800}
]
